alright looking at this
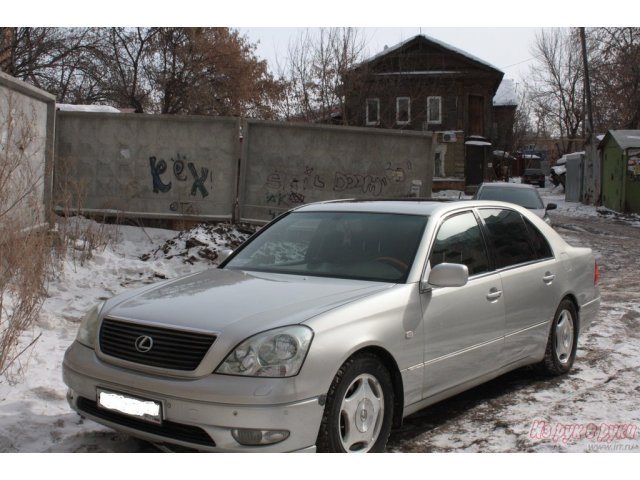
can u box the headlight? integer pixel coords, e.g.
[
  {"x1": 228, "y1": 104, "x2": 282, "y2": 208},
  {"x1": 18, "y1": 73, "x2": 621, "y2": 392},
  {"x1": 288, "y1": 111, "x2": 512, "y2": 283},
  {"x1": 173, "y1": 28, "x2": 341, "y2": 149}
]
[
  {"x1": 76, "y1": 301, "x2": 105, "y2": 348},
  {"x1": 216, "y1": 325, "x2": 313, "y2": 377}
]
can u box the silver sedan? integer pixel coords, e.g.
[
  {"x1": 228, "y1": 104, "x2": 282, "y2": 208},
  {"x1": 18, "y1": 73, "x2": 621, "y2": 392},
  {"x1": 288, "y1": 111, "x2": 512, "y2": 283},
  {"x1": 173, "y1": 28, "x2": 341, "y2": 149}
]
[{"x1": 62, "y1": 199, "x2": 600, "y2": 452}]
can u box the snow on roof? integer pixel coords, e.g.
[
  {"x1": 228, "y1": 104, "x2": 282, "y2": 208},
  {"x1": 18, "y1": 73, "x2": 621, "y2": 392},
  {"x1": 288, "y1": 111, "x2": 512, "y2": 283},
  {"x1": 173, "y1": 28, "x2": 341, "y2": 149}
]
[
  {"x1": 57, "y1": 103, "x2": 120, "y2": 113},
  {"x1": 361, "y1": 34, "x2": 502, "y2": 73},
  {"x1": 603, "y1": 130, "x2": 640, "y2": 150},
  {"x1": 493, "y1": 79, "x2": 518, "y2": 106}
]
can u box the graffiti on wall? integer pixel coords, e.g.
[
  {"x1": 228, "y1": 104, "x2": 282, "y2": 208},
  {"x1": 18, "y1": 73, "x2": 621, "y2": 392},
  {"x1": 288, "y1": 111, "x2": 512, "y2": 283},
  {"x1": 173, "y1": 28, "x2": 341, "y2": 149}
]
[
  {"x1": 149, "y1": 153, "x2": 211, "y2": 198},
  {"x1": 263, "y1": 161, "x2": 414, "y2": 217}
]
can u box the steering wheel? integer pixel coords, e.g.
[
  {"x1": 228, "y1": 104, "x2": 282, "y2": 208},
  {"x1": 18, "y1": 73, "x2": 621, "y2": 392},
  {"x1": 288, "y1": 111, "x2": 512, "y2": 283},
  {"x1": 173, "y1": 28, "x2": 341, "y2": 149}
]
[{"x1": 374, "y1": 256, "x2": 408, "y2": 273}]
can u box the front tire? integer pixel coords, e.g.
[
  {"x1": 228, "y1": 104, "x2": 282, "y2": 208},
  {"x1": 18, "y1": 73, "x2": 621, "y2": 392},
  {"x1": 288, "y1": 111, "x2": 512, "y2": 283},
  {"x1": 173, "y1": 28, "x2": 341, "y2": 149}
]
[
  {"x1": 317, "y1": 353, "x2": 393, "y2": 453},
  {"x1": 540, "y1": 299, "x2": 579, "y2": 375}
]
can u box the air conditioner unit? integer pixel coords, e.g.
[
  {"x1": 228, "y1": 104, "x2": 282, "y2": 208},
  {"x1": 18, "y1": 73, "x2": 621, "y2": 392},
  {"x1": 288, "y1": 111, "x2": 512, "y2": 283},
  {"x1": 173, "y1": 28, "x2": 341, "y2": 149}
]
[{"x1": 442, "y1": 131, "x2": 457, "y2": 143}]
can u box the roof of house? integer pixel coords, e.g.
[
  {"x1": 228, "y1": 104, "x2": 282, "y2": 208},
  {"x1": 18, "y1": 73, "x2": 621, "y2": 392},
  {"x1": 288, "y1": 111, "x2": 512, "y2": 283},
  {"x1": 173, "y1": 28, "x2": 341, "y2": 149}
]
[
  {"x1": 600, "y1": 130, "x2": 640, "y2": 150},
  {"x1": 493, "y1": 79, "x2": 518, "y2": 107},
  {"x1": 358, "y1": 34, "x2": 503, "y2": 75}
]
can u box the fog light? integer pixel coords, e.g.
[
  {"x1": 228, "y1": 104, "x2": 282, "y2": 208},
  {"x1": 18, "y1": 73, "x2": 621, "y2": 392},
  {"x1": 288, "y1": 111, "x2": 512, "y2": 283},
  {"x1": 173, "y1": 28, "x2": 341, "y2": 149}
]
[{"x1": 231, "y1": 428, "x2": 290, "y2": 446}]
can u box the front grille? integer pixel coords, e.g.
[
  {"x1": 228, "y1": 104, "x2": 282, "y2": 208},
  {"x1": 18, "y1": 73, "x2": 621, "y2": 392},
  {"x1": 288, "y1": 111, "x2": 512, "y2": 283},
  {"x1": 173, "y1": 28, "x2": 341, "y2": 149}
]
[
  {"x1": 77, "y1": 397, "x2": 215, "y2": 447},
  {"x1": 99, "y1": 318, "x2": 216, "y2": 371}
]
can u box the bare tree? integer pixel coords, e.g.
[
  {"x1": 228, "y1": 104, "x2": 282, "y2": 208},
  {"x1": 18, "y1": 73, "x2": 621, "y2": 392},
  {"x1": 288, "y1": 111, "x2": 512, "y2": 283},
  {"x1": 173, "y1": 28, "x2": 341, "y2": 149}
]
[
  {"x1": 278, "y1": 28, "x2": 367, "y2": 122},
  {"x1": 87, "y1": 28, "x2": 159, "y2": 113},
  {"x1": 588, "y1": 27, "x2": 640, "y2": 130},
  {"x1": 0, "y1": 28, "x2": 97, "y2": 104},
  {"x1": 1, "y1": 27, "x2": 285, "y2": 117},
  {"x1": 525, "y1": 28, "x2": 585, "y2": 154}
]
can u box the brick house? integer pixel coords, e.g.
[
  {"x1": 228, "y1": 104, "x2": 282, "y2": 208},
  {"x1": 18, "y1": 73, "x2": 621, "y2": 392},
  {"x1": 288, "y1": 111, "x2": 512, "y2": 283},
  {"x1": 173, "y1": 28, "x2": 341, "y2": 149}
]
[{"x1": 342, "y1": 34, "x2": 515, "y2": 191}]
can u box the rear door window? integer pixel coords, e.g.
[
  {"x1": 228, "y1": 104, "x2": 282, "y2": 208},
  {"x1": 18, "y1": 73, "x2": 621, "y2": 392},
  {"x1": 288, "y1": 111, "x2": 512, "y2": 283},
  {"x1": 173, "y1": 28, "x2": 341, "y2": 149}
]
[{"x1": 478, "y1": 209, "x2": 536, "y2": 269}]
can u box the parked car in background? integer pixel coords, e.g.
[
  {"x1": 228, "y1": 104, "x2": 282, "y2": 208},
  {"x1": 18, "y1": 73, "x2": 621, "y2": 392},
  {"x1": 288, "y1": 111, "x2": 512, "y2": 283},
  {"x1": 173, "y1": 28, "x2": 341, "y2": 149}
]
[
  {"x1": 522, "y1": 168, "x2": 546, "y2": 188},
  {"x1": 474, "y1": 182, "x2": 557, "y2": 225},
  {"x1": 62, "y1": 199, "x2": 599, "y2": 453}
]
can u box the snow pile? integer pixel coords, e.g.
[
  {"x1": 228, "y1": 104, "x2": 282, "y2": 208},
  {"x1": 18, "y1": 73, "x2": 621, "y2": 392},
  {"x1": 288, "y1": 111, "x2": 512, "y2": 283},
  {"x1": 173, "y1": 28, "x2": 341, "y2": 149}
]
[{"x1": 140, "y1": 223, "x2": 255, "y2": 265}]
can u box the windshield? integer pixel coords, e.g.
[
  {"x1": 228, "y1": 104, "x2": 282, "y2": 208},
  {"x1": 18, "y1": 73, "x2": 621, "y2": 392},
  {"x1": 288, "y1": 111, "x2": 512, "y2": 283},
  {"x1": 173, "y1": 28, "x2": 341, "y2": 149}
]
[
  {"x1": 477, "y1": 186, "x2": 544, "y2": 209},
  {"x1": 225, "y1": 211, "x2": 429, "y2": 283}
]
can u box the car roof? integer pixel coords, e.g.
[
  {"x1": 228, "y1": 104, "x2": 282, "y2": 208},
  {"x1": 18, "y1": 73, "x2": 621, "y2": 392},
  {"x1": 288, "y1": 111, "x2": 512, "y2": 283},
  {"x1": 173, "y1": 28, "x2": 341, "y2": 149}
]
[
  {"x1": 293, "y1": 198, "x2": 520, "y2": 216},
  {"x1": 478, "y1": 182, "x2": 537, "y2": 190}
]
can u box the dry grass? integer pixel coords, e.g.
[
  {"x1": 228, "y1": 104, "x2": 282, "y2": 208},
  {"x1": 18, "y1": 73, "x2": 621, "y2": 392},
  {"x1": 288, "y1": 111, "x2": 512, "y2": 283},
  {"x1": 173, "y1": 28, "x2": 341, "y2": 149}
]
[{"x1": 0, "y1": 89, "x2": 52, "y2": 379}]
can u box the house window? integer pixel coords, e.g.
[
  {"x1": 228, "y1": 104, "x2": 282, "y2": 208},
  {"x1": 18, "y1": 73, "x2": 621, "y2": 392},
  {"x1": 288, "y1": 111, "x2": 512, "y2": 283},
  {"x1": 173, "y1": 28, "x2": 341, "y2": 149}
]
[
  {"x1": 427, "y1": 96, "x2": 442, "y2": 124},
  {"x1": 396, "y1": 97, "x2": 410, "y2": 125},
  {"x1": 366, "y1": 98, "x2": 380, "y2": 125}
]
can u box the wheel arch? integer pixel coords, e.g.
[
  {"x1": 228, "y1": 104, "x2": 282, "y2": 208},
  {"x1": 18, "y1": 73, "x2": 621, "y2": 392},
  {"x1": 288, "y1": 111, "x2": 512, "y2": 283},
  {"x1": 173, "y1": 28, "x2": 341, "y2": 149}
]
[
  {"x1": 562, "y1": 293, "x2": 580, "y2": 322},
  {"x1": 548, "y1": 293, "x2": 580, "y2": 334},
  {"x1": 345, "y1": 346, "x2": 405, "y2": 428}
]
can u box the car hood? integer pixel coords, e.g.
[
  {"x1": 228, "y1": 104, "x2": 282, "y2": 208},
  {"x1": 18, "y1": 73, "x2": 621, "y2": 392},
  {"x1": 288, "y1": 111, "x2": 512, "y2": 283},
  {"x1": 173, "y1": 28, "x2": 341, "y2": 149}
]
[
  {"x1": 102, "y1": 268, "x2": 393, "y2": 335},
  {"x1": 529, "y1": 208, "x2": 546, "y2": 218}
]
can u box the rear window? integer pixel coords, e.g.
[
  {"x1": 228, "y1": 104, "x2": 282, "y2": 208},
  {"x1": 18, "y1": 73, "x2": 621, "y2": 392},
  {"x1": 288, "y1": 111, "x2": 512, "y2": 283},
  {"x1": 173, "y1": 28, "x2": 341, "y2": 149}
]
[{"x1": 476, "y1": 186, "x2": 544, "y2": 209}]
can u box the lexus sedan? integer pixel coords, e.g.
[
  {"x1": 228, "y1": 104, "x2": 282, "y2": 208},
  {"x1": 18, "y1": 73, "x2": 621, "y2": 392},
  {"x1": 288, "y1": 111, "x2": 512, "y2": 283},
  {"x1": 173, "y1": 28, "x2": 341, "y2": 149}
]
[
  {"x1": 62, "y1": 199, "x2": 600, "y2": 453},
  {"x1": 474, "y1": 182, "x2": 557, "y2": 225}
]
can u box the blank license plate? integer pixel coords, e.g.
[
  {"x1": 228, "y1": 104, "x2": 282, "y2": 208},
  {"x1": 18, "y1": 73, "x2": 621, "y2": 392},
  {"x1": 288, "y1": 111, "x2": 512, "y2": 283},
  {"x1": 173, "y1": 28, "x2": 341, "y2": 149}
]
[{"x1": 97, "y1": 389, "x2": 162, "y2": 425}]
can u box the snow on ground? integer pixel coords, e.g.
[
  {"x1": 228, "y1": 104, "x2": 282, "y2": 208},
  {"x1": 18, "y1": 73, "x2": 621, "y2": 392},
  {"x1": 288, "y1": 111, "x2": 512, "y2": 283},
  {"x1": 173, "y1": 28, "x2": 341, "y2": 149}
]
[
  {"x1": 1, "y1": 182, "x2": 639, "y2": 453},
  {"x1": 0, "y1": 218, "x2": 251, "y2": 452}
]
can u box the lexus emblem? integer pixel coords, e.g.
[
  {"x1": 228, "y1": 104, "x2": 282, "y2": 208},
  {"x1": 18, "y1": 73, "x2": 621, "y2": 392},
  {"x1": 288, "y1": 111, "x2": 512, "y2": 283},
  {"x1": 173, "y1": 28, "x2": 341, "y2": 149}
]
[{"x1": 134, "y1": 335, "x2": 154, "y2": 353}]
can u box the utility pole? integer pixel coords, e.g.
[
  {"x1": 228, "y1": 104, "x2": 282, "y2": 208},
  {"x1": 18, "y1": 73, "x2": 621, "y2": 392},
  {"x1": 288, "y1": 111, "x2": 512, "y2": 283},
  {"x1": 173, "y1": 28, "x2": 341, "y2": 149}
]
[{"x1": 580, "y1": 27, "x2": 594, "y2": 135}]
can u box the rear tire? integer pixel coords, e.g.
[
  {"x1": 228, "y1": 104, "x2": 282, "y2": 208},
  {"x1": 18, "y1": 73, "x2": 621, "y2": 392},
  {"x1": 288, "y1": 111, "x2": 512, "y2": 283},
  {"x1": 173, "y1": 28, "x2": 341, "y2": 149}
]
[
  {"x1": 540, "y1": 299, "x2": 578, "y2": 375},
  {"x1": 316, "y1": 353, "x2": 393, "y2": 453}
]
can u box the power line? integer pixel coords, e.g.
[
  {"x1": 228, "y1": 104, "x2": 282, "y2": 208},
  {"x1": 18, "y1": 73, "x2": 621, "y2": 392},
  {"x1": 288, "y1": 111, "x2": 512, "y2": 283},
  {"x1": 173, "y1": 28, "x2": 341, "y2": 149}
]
[{"x1": 500, "y1": 55, "x2": 541, "y2": 70}]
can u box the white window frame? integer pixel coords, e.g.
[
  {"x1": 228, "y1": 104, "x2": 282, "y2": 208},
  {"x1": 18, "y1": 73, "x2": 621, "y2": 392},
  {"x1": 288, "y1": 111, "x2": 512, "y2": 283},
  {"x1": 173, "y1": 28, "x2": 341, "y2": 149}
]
[
  {"x1": 396, "y1": 97, "x2": 411, "y2": 125},
  {"x1": 366, "y1": 98, "x2": 380, "y2": 126},
  {"x1": 427, "y1": 96, "x2": 442, "y2": 124}
]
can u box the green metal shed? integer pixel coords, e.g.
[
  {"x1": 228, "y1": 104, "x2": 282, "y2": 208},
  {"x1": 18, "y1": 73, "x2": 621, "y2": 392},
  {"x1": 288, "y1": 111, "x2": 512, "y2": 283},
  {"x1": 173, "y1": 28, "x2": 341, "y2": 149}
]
[{"x1": 599, "y1": 130, "x2": 640, "y2": 213}]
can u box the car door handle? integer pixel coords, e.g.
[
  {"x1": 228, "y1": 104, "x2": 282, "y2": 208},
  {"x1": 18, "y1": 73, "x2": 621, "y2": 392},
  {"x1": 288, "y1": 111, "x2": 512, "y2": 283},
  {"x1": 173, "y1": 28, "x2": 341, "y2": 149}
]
[
  {"x1": 543, "y1": 273, "x2": 556, "y2": 284},
  {"x1": 486, "y1": 289, "x2": 502, "y2": 301}
]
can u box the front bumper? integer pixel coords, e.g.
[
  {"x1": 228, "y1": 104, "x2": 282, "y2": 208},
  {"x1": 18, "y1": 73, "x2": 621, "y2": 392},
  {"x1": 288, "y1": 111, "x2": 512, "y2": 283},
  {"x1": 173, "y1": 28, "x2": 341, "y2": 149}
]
[{"x1": 63, "y1": 341, "x2": 324, "y2": 452}]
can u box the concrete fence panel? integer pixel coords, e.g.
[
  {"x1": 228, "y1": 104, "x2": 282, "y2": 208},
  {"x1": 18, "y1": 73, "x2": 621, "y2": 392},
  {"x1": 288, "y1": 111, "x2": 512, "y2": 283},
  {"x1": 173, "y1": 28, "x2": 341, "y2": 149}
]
[
  {"x1": 0, "y1": 72, "x2": 55, "y2": 231},
  {"x1": 55, "y1": 112, "x2": 239, "y2": 221},
  {"x1": 239, "y1": 120, "x2": 434, "y2": 223}
]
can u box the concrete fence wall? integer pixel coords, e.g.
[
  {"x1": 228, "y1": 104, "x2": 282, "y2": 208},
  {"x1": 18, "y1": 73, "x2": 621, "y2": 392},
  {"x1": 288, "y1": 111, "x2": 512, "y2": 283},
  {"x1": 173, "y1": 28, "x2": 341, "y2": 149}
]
[
  {"x1": 0, "y1": 72, "x2": 56, "y2": 231},
  {"x1": 54, "y1": 113, "x2": 434, "y2": 225},
  {"x1": 55, "y1": 112, "x2": 240, "y2": 221},
  {"x1": 239, "y1": 120, "x2": 434, "y2": 223}
]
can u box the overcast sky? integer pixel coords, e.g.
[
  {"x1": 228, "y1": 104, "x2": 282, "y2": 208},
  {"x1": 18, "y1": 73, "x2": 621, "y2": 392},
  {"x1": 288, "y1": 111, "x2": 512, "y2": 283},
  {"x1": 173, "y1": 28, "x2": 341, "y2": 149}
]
[
  {"x1": 239, "y1": 27, "x2": 541, "y2": 83},
  {"x1": 10, "y1": 0, "x2": 639, "y2": 95}
]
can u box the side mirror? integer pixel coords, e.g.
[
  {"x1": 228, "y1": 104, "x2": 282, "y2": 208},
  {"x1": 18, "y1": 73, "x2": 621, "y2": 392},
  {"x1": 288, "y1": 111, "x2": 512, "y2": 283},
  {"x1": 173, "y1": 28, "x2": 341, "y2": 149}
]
[
  {"x1": 425, "y1": 263, "x2": 469, "y2": 288},
  {"x1": 546, "y1": 203, "x2": 557, "y2": 211},
  {"x1": 218, "y1": 249, "x2": 233, "y2": 263}
]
